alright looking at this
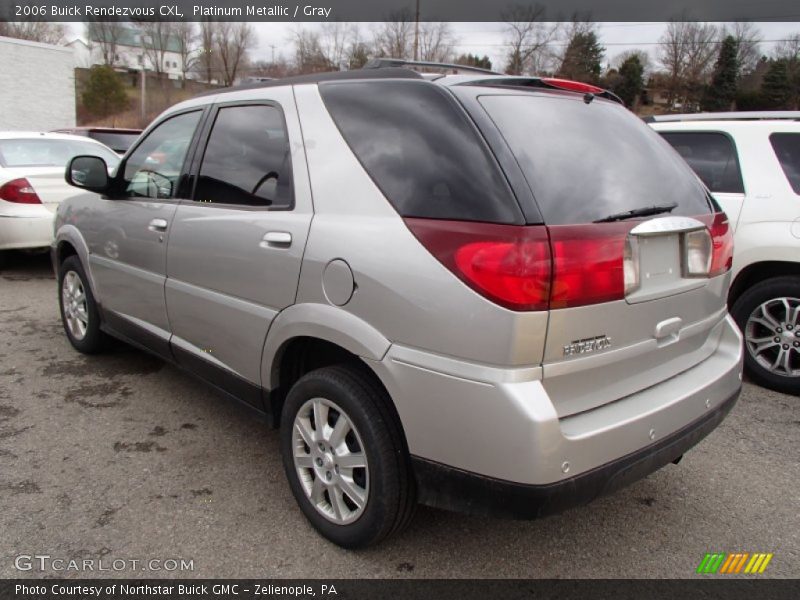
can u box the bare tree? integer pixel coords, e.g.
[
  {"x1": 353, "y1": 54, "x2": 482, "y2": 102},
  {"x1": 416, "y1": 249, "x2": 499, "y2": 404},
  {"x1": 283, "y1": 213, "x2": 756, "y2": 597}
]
[
  {"x1": 292, "y1": 28, "x2": 329, "y2": 73},
  {"x1": 372, "y1": 9, "x2": 415, "y2": 59},
  {"x1": 215, "y1": 22, "x2": 255, "y2": 86},
  {"x1": 319, "y1": 22, "x2": 353, "y2": 69},
  {"x1": 86, "y1": 21, "x2": 125, "y2": 66},
  {"x1": 418, "y1": 22, "x2": 457, "y2": 63},
  {"x1": 724, "y1": 22, "x2": 761, "y2": 74},
  {"x1": 138, "y1": 21, "x2": 176, "y2": 77},
  {"x1": 501, "y1": 3, "x2": 559, "y2": 75},
  {"x1": 196, "y1": 20, "x2": 218, "y2": 84},
  {"x1": 773, "y1": 33, "x2": 800, "y2": 62},
  {"x1": 0, "y1": 21, "x2": 65, "y2": 45},
  {"x1": 173, "y1": 22, "x2": 198, "y2": 85},
  {"x1": 658, "y1": 20, "x2": 718, "y2": 107}
]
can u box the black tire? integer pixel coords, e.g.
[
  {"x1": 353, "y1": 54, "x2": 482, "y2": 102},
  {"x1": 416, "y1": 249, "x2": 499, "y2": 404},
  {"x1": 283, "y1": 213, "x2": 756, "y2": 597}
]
[
  {"x1": 280, "y1": 364, "x2": 416, "y2": 548},
  {"x1": 731, "y1": 276, "x2": 800, "y2": 395},
  {"x1": 58, "y1": 255, "x2": 110, "y2": 354}
]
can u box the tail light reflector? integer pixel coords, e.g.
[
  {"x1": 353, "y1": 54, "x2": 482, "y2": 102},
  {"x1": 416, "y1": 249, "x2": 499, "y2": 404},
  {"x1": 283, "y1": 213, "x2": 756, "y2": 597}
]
[
  {"x1": 404, "y1": 218, "x2": 551, "y2": 311},
  {"x1": 0, "y1": 178, "x2": 42, "y2": 204}
]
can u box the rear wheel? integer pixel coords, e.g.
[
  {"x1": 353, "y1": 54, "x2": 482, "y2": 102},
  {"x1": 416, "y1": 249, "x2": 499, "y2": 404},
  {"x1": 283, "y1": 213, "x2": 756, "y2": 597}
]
[
  {"x1": 280, "y1": 365, "x2": 415, "y2": 548},
  {"x1": 58, "y1": 255, "x2": 109, "y2": 354},
  {"x1": 732, "y1": 276, "x2": 800, "y2": 395}
]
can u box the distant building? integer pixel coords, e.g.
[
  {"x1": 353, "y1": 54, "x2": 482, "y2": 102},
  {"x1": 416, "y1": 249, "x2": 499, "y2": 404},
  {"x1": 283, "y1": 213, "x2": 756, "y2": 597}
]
[
  {"x1": 67, "y1": 24, "x2": 186, "y2": 80},
  {"x1": 0, "y1": 36, "x2": 75, "y2": 130}
]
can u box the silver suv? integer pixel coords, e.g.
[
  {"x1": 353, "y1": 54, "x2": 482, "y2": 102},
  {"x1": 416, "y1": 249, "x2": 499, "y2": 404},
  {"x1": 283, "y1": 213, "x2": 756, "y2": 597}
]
[{"x1": 54, "y1": 65, "x2": 744, "y2": 548}]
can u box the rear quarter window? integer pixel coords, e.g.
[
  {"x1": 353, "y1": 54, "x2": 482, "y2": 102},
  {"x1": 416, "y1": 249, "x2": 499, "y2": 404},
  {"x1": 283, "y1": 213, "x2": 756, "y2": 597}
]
[
  {"x1": 477, "y1": 94, "x2": 713, "y2": 225},
  {"x1": 319, "y1": 80, "x2": 523, "y2": 224},
  {"x1": 769, "y1": 133, "x2": 800, "y2": 195},
  {"x1": 658, "y1": 131, "x2": 744, "y2": 194}
]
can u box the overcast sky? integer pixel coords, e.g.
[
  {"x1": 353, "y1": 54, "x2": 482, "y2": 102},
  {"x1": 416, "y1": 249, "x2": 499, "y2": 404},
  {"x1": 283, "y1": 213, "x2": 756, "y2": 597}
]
[{"x1": 66, "y1": 21, "x2": 800, "y2": 71}]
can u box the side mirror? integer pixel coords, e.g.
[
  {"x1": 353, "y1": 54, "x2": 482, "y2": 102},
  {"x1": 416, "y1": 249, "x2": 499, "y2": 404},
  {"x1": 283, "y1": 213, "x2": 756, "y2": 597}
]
[{"x1": 66, "y1": 155, "x2": 110, "y2": 193}]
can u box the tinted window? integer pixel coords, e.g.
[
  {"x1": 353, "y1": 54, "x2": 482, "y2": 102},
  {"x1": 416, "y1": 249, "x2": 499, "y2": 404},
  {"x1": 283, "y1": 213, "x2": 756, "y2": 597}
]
[
  {"x1": 478, "y1": 94, "x2": 713, "y2": 225},
  {"x1": 659, "y1": 132, "x2": 744, "y2": 194},
  {"x1": 123, "y1": 111, "x2": 201, "y2": 199},
  {"x1": 0, "y1": 138, "x2": 119, "y2": 169},
  {"x1": 194, "y1": 104, "x2": 293, "y2": 208},
  {"x1": 770, "y1": 133, "x2": 800, "y2": 195},
  {"x1": 320, "y1": 80, "x2": 522, "y2": 224},
  {"x1": 89, "y1": 132, "x2": 140, "y2": 154}
]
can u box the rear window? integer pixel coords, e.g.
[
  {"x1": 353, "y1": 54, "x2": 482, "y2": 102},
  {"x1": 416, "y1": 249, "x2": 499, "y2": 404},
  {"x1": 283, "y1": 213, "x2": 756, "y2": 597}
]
[
  {"x1": 769, "y1": 133, "x2": 800, "y2": 195},
  {"x1": 478, "y1": 94, "x2": 713, "y2": 225},
  {"x1": 658, "y1": 132, "x2": 744, "y2": 194},
  {"x1": 0, "y1": 138, "x2": 120, "y2": 169},
  {"x1": 319, "y1": 80, "x2": 522, "y2": 224}
]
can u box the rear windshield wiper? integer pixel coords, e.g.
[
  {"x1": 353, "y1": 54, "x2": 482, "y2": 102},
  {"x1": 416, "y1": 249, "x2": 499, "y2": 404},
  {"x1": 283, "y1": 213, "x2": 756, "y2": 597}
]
[{"x1": 593, "y1": 203, "x2": 678, "y2": 223}]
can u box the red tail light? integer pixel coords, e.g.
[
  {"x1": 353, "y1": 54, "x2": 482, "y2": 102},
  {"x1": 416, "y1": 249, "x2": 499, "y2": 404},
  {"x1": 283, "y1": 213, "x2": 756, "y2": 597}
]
[
  {"x1": 540, "y1": 78, "x2": 605, "y2": 95},
  {"x1": 549, "y1": 223, "x2": 633, "y2": 308},
  {"x1": 0, "y1": 178, "x2": 42, "y2": 204},
  {"x1": 404, "y1": 218, "x2": 551, "y2": 311},
  {"x1": 709, "y1": 212, "x2": 734, "y2": 276}
]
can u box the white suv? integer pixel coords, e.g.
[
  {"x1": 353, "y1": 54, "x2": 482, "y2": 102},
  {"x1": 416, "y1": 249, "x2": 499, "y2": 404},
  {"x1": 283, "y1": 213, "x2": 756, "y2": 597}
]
[{"x1": 651, "y1": 113, "x2": 800, "y2": 394}]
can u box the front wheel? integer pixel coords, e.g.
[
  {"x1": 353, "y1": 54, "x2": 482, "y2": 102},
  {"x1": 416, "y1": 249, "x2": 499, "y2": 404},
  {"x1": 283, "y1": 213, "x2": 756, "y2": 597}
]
[
  {"x1": 732, "y1": 276, "x2": 800, "y2": 395},
  {"x1": 280, "y1": 365, "x2": 415, "y2": 548},
  {"x1": 58, "y1": 255, "x2": 110, "y2": 354}
]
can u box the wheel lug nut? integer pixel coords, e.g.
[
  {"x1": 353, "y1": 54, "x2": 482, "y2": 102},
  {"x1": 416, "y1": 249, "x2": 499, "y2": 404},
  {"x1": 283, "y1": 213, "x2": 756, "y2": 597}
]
[
  {"x1": 318, "y1": 443, "x2": 325, "y2": 451},
  {"x1": 783, "y1": 344, "x2": 790, "y2": 350},
  {"x1": 775, "y1": 337, "x2": 781, "y2": 343},
  {"x1": 794, "y1": 342, "x2": 799, "y2": 348},
  {"x1": 334, "y1": 465, "x2": 339, "y2": 474},
  {"x1": 777, "y1": 327, "x2": 783, "y2": 333},
  {"x1": 316, "y1": 458, "x2": 323, "y2": 467},
  {"x1": 788, "y1": 324, "x2": 794, "y2": 330},
  {"x1": 325, "y1": 471, "x2": 332, "y2": 481}
]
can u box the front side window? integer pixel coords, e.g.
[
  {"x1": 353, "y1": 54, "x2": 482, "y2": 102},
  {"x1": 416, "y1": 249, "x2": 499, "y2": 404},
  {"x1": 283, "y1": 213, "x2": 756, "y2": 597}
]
[
  {"x1": 770, "y1": 133, "x2": 800, "y2": 195},
  {"x1": 659, "y1": 131, "x2": 744, "y2": 194},
  {"x1": 194, "y1": 104, "x2": 293, "y2": 208},
  {"x1": 122, "y1": 110, "x2": 201, "y2": 199}
]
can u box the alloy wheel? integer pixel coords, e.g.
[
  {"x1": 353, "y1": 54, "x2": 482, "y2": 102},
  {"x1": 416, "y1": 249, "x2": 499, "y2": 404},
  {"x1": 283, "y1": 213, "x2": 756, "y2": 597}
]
[{"x1": 744, "y1": 296, "x2": 800, "y2": 378}]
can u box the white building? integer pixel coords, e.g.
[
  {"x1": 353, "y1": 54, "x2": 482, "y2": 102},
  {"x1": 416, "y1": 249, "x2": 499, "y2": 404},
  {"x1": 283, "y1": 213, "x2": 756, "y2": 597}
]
[
  {"x1": 0, "y1": 36, "x2": 76, "y2": 130},
  {"x1": 67, "y1": 24, "x2": 186, "y2": 80}
]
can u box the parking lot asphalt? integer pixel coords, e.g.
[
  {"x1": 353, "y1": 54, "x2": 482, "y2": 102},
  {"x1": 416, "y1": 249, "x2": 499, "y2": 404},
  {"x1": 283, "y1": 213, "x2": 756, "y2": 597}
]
[{"x1": 0, "y1": 252, "x2": 798, "y2": 579}]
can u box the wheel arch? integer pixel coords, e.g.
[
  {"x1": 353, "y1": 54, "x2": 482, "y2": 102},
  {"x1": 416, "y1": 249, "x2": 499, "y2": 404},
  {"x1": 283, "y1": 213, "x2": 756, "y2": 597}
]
[
  {"x1": 729, "y1": 261, "x2": 800, "y2": 308},
  {"x1": 54, "y1": 226, "x2": 98, "y2": 295}
]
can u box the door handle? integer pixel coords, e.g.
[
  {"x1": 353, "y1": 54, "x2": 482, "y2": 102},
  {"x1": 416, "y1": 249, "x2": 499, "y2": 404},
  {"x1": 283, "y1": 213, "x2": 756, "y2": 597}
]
[
  {"x1": 260, "y1": 231, "x2": 292, "y2": 248},
  {"x1": 148, "y1": 218, "x2": 168, "y2": 233}
]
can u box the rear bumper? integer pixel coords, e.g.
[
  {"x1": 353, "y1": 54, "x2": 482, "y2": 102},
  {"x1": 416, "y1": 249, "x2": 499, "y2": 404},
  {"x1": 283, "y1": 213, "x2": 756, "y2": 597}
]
[
  {"x1": 371, "y1": 313, "x2": 743, "y2": 515},
  {"x1": 0, "y1": 213, "x2": 54, "y2": 250},
  {"x1": 412, "y1": 386, "x2": 739, "y2": 519}
]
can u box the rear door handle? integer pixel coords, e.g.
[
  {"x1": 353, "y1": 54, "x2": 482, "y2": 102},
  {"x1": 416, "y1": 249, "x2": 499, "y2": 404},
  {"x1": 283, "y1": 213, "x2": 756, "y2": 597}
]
[
  {"x1": 148, "y1": 218, "x2": 168, "y2": 233},
  {"x1": 260, "y1": 231, "x2": 292, "y2": 248}
]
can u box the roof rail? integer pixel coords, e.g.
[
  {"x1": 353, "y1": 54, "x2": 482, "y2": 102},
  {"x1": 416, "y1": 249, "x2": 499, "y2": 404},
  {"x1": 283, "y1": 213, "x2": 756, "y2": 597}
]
[
  {"x1": 645, "y1": 111, "x2": 800, "y2": 123},
  {"x1": 363, "y1": 58, "x2": 500, "y2": 75}
]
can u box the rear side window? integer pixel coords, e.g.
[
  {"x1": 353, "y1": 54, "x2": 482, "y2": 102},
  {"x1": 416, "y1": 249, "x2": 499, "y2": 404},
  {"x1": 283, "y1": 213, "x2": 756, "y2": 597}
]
[
  {"x1": 319, "y1": 80, "x2": 522, "y2": 224},
  {"x1": 659, "y1": 132, "x2": 744, "y2": 194},
  {"x1": 194, "y1": 104, "x2": 293, "y2": 208},
  {"x1": 478, "y1": 94, "x2": 713, "y2": 225},
  {"x1": 770, "y1": 133, "x2": 800, "y2": 195}
]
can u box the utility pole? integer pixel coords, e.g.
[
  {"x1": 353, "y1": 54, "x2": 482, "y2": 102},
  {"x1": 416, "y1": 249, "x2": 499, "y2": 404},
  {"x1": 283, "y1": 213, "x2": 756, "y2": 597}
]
[
  {"x1": 270, "y1": 44, "x2": 276, "y2": 64},
  {"x1": 140, "y1": 33, "x2": 147, "y2": 125},
  {"x1": 413, "y1": 0, "x2": 420, "y2": 61}
]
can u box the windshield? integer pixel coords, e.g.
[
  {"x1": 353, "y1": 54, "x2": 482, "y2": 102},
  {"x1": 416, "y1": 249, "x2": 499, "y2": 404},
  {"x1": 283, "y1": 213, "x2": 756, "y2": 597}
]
[
  {"x1": 0, "y1": 138, "x2": 120, "y2": 169},
  {"x1": 478, "y1": 94, "x2": 713, "y2": 225}
]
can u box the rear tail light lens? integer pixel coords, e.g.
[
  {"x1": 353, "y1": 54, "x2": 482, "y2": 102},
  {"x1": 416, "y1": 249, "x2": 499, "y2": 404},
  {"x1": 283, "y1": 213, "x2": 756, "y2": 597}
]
[
  {"x1": 549, "y1": 223, "x2": 632, "y2": 308},
  {"x1": 404, "y1": 218, "x2": 551, "y2": 311},
  {"x1": 683, "y1": 228, "x2": 713, "y2": 277},
  {"x1": 709, "y1": 212, "x2": 734, "y2": 276},
  {"x1": 0, "y1": 178, "x2": 41, "y2": 204},
  {"x1": 623, "y1": 236, "x2": 640, "y2": 295}
]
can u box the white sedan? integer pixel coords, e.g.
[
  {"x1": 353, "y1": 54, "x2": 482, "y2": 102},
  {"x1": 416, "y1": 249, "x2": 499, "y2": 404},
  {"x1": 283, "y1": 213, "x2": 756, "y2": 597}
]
[{"x1": 0, "y1": 132, "x2": 120, "y2": 255}]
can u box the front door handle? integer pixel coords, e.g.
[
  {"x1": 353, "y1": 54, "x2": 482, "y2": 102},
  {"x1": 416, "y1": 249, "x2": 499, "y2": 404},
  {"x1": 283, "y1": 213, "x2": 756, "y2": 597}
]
[
  {"x1": 260, "y1": 231, "x2": 292, "y2": 248},
  {"x1": 148, "y1": 218, "x2": 168, "y2": 233}
]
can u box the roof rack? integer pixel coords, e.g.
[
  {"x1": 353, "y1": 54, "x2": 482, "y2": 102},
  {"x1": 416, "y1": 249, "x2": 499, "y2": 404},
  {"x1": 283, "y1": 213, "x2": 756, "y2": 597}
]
[
  {"x1": 645, "y1": 111, "x2": 800, "y2": 123},
  {"x1": 363, "y1": 58, "x2": 500, "y2": 75}
]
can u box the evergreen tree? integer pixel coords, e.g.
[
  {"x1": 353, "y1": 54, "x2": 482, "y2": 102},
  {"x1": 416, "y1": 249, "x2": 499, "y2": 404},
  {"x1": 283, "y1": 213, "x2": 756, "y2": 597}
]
[
  {"x1": 82, "y1": 65, "x2": 129, "y2": 120},
  {"x1": 456, "y1": 53, "x2": 493, "y2": 71},
  {"x1": 761, "y1": 59, "x2": 793, "y2": 108},
  {"x1": 557, "y1": 32, "x2": 604, "y2": 83},
  {"x1": 614, "y1": 55, "x2": 644, "y2": 108},
  {"x1": 701, "y1": 36, "x2": 739, "y2": 111}
]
